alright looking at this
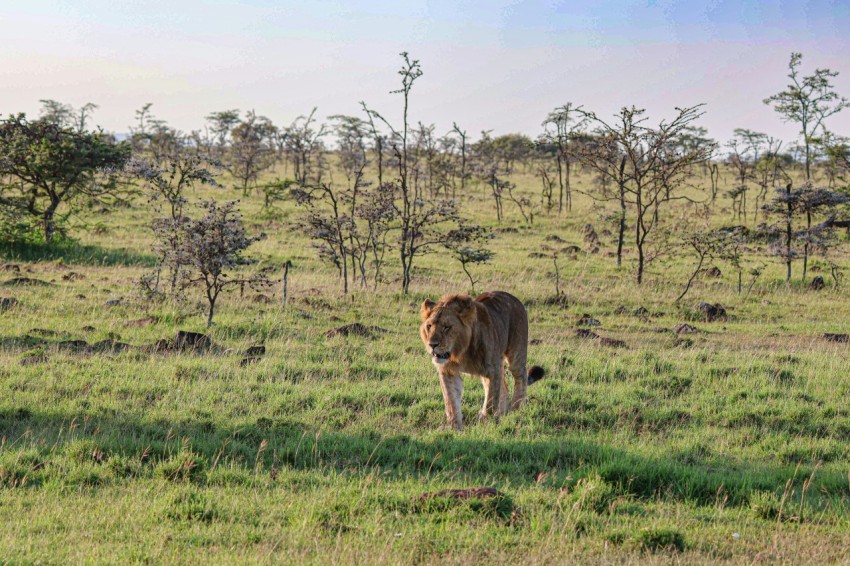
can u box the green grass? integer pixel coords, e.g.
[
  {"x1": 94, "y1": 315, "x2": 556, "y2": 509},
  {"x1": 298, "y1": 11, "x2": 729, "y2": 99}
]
[{"x1": 1, "y1": 163, "x2": 850, "y2": 563}]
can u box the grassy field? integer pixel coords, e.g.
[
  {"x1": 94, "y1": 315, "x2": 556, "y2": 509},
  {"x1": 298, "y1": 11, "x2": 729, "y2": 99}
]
[{"x1": 2, "y1": 163, "x2": 850, "y2": 564}]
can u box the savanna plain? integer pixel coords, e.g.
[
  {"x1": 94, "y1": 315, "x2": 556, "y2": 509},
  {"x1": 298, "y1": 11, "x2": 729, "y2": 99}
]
[{"x1": 3, "y1": 115, "x2": 850, "y2": 564}]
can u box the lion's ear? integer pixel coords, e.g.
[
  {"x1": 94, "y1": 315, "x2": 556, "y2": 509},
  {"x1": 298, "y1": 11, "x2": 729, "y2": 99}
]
[
  {"x1": 456, "y1": 297, "x2": 477, "y2": 325},
  {"x1": 421, "y1": 299, "x2": 436, "y2": 320}
]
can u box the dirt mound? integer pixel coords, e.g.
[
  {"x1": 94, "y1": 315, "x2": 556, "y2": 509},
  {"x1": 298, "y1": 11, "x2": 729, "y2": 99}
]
[
  {"x1": 20, "y1": 354, "x2": 48, "y2": 366},
  {"x1": 417, "y1": 487, "x2": 505, "y2": 501},
  {"x1": 577, "y1": 314, "x2": 601, "y2": 327},
  {"x1": 673, "y1": 323, "x2": 700, "y2": 335},
  {"x1": 695, "y1": 302, "x2": 727, "y2": 322},
  {"x1": 2, "y1": 277, "x2": 52, "y2": 287},
  {"x1": 57, "y1": 340, "x2": 90, "y2": 353},
  {"x1": 125, "y1": 317, "x2": 156, "y2": 327},
  {"x1": 240, "y1": 345, "x2": 266, "y2": 367},
  {"x1": 324, "y1": 323, "x2": 385, "y2": 339},
  {"x1": 174, "y1": 331, "x2": 213, "y2": 351},
  {"x1": 576, "y1": 328, "x2": 626, "y2": 348}
]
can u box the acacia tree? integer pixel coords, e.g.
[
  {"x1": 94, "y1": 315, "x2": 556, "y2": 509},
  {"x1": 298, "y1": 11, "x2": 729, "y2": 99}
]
[
  {"x1": 39, "y1": 99, "x2": 99, "y2": 132},
  {"x1": 129, "y1": 104, "x2": 183, "y2": 163},
  {"x1": 676, "y1": 227, "x2": 749, "y2": 301},
  {"x1": 751, "y1": 136, "x2": 787, "y2": 223},
  {"x1": 128, "y1": 149, "x2": 220, "y2": 296},
  {"x1": 764, "y1": 52, "x2": 849, "y2": 181},
  {"x1": 226, "y1": 111, "x2": 278, "y2": 195},
  {"x1": 762, "y1": 182, "x2": 849, "y2": 282},
  {"x1": 205, "y1": 109, "x2": 241, "y2": 157},
  {"x1": 797, "y1": 185, "x2": 849, "y2": 280},
  {"x1": 818, "y1": 131, "x2": 850, "y2": 188},
  {"x1": 576, "y1": 105, "x2": 714, "y2": 283},
  {"x1": 0, "y1": 113, "x2": 129, "y2": 243},
  {"x1": 443, "y1": 222, "x2": 493, "y2": 294},
  {"x1": 179, "y1": 200, "x2": 267, "y2": 326},
  {"x1": 471, "y1": 131, "x2": 508, "y2": 221},
  {"x1": 291, "y1": 182, "x2": 352, "y2": 292},
  {"x1": 725, "y1": 129, "x2": 766, "y2": 221},
  {"x1": 541, "y1": 103, "x2": 587, "y2": 213}
]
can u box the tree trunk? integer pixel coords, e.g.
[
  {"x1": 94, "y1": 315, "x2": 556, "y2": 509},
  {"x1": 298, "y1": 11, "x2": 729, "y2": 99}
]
[
  {"x1": 281, "y1": 260, "x2": 291, "y2": 309},
  {"x1": 635, "y1": 188, "x2": 644, "y2": 284},
  {"x1": 803, "y1": 210, "x2": 811, "y2": 282},
  {"x1": 42, "y1": 198, "x2": 60, "y2": 244},
  {"x1": 616, "y1": 163, "x2": 627, "y2": 268},
  {"x1": 207, "y1": 292, "x2": 217, "y2": 326},
  {"x1": 785, "y1": 184, "x2": 793, "y2": 282},
  {"x1": 555, "y1": 154, "x2": 564, "y2": 214}
]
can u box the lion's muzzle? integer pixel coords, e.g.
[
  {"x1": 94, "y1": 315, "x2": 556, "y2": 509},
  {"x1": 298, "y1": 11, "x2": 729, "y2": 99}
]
[{"x1": 430, "y1": 349, "x2": 450, "y2": 364}]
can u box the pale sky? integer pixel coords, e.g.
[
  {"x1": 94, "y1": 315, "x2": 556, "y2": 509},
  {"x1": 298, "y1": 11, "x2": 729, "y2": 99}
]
[{"x1": 2, "y1": 1, "x2": 849, "y2": 147}]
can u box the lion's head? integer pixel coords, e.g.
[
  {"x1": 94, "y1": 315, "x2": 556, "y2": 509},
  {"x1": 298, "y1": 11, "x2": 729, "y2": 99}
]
[{"x1": 420, "y1": 294, "x2": 477, "y2": 366}]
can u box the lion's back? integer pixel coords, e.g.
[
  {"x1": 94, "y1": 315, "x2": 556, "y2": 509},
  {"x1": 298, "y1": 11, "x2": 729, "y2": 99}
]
[{"x1": 474, "y1": 291, "x2": 529, "y2": 354}]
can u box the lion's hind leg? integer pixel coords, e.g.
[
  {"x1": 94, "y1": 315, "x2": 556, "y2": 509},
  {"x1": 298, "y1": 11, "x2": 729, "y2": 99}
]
[{"x1": 507, "y1": 355, "x2": 529, "y2": 411}]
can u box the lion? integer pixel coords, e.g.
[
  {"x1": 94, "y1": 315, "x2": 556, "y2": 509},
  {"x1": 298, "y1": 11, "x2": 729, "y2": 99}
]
[{"x1": 420, "y1": 291, "x2": 544, "y2": 430}]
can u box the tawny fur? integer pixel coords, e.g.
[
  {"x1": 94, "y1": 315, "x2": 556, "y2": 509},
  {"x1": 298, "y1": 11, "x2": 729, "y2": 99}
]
[{"x1": 420, "y1": 291, "x2": 544, "y2": 430}]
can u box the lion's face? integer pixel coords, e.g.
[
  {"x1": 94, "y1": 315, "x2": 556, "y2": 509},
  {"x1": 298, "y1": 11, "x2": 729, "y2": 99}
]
[{"x1": 420, "y1": 296, "x2": 476, "y2": 366}]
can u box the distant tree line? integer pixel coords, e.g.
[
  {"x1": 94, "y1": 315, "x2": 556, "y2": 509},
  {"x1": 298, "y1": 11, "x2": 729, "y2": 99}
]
[{"x1": 1, "y1": 52, "x2": 849, "y2": 300}]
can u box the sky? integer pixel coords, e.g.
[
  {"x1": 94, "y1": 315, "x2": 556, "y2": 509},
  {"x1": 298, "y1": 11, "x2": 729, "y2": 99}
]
[{"x1": 2, "y1": 0, "x2": 850, "y2": 148}]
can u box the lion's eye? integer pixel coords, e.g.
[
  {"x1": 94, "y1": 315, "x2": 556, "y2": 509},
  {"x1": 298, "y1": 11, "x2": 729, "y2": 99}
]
[
  {"x1": 426, "y1": 323, "x2": 432, "y2": 331},
  {"x1": 443, "y1": 326, "x2": 450, "y2": 333}
]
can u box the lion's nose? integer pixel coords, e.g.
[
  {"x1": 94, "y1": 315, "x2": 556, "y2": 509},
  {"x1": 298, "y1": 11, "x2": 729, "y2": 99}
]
[{"x1": 428, "y1": 340, "x2": 439, "y2": 349}]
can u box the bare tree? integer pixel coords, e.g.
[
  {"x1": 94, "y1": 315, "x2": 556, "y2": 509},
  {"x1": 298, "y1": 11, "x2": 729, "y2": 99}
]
[
  {"x1": 577, "y1": 105, "x2": 714, "y2": 283},
  {"x1": 725, "y1": 129, "x2": 766, "y2": 221},
  {"x1": 359, "y1": 101, "x2": 386, "y2": 187},
  {"x1": 285, "y1": 108, "x2": 328, "y2": 187},
  {"x1": 450, "y1": 122, "x2": 470, "y2": 197},
  {"x1": 751, "y1": 136, "x2": 787, "y2": 223},
  {"x1": 291, "y1": 182, "x2": 353, "y2": 293},
  {"x1": 504, "y1": 181, "x2": 537, "y2": 225},
  {"x1": 361, "y1": 52, "x2": 462, "y2": 293},
  {"x1": 541, "y1": 103, "x2": 587, "y2": 213}
]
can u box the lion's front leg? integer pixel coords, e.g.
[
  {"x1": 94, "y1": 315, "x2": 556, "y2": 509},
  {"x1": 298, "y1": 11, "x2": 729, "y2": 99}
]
[{"x1": 439, "y1": 370, "x2": 464, "y2": 430}]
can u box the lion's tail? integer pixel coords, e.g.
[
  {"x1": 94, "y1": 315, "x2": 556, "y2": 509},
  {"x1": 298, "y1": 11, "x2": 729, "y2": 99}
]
[{"x1": 528, "y1": 365, "x2": 545, "y2": 385}]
